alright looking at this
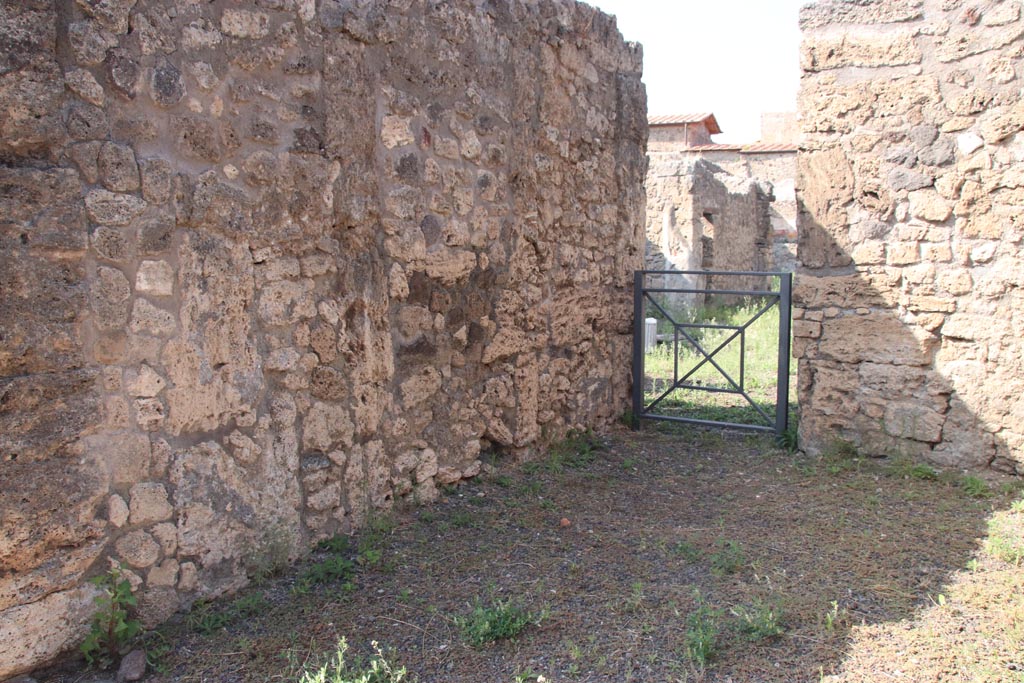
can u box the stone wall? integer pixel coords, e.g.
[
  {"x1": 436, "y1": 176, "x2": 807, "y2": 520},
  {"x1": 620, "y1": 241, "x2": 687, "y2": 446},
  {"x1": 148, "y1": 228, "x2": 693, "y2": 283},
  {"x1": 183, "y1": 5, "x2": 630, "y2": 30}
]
[
  {"x1": 645, "y1": 155, "x2": 773, "y2": 308},
  {"x1": 0, "y1": 0, "x2": 646, "y2": 675},
  {"x1": 796, "y1": 0, "x2": 1024, "y2": 473}
]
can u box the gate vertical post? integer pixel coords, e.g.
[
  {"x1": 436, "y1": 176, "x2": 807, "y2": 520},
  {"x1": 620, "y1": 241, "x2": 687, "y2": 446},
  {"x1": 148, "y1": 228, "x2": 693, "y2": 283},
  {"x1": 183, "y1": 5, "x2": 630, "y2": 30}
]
[
  {"x1": 775, "y1": 272, "x2": 793, "y2": 437},
  {"x1": 631, "y1": 270, "x2": 644, "y2": 430}
]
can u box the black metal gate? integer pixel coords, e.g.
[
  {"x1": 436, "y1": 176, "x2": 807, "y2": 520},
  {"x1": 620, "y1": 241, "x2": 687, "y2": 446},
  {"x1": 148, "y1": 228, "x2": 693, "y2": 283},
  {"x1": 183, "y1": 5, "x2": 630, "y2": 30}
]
[{"x1": 631, "y1": 270, "x2": 792, "y2": 436}]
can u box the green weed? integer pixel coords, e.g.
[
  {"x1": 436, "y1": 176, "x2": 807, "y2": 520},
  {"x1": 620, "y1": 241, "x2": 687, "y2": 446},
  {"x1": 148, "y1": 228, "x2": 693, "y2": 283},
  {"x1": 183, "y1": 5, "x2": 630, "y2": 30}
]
[
  {"x1": 454, "y1": 598, "x2": 543, "y2": 647},
  {"x1": 823, "y1": 600, "x2": 847, "y2": 633},
  {"x1": 81, "y1": 565, "x2": 142, "y2": 667},
  {"x1": 298, "y1": 638, "x2": 408, "y2": 683},
  {"x1": 683, "y1": 593, "x2": 720, "y2": 666},
  {"x1": 709, "y1": 539, "x2": 746, "y2": 576},
  {"x1": 317, "y1": 535, "x2": 352, "y2": 555},
  {"x1": 670, "y1": 540, "x2": 701, "y2": 562},
  {"x1": 299, "y1": 556, "x2": 356, "y2": 590},
  {"x1": 244, "y1": 522, "x2": 294, "y2": 584},
  {"x1": 960, "y1": 475, "x2": 992, "y2": 499},
  {"x1": 730, "y1": 600, "x2": 785, "y2": 641},
  {"x1": 545, "y1": 429, "x2": 602, "y2": 472},
  {"x1": 187, "y1": 599, "x2": 233, "y2": 635}
]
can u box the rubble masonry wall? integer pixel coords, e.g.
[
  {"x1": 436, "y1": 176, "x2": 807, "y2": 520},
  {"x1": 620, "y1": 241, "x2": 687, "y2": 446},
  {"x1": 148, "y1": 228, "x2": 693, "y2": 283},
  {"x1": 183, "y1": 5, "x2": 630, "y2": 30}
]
[
  {"x1": 0, "y1": 0, "x2": 646, "y2": 675},
  {"x1": 796, "y1": 0, "x2": 1024, "y2": 473}
]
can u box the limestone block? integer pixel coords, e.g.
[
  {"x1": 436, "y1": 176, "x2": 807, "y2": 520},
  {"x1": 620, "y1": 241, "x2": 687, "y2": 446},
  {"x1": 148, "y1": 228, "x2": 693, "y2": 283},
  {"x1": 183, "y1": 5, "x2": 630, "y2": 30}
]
[
  {"x1": 799, "y1": 0, "x2": 923, "y2": 29},
  {"x1": 258, "y1": 280, "x2": 317, "y2": 326},
  {"x1": 818, "y1": 313, "x2": 938, "y2": 365},
  {"x1": 0, "y1": 585, "x2": 100, "y2": 681},
  {"x1": 178, "y1": 562, "x2": 198, "y2": 592},
  {"x1": 128, "y1": 483, "x2": 172, "y2": 526},
  {"x1": 381, "y1": 116, "x2": 415, "y2": 148},
  {"x1": 130, "y1": 298, "x2": 176, "y2": 337},
  {"x1": 908, "y1": 190, "x2": 951, "y2": 222},
  {"x1": 85, "y1": 189, "x2": 147, "y2": 226},
  {"x1": 400, "y1": 367, "x2": 443, "y2": 408},
  {"x1": 802, "y1": 30, "x2": 921, "y2": 72},
  {"x1": 883, "y1": 402, "x2": 945, "y2": 442},
  {"x1": 64, "y1": 68, "x2": 105, "y2": 107},
  {"x1": 115, "y1": 529, "x2": 160, "y2": 569},
  {"x1": 91, "y1": 266, "x2": 131, "y2": 330},
  {"x1": 793, "y1": 320, "x2": 822, "y2": 339},
  {"x1": 302, "y1": 402, "x2": 354, "y2": 452},
  {"x1": 221, "y1": 9, "x2": 270, "y2": 39},
  {"x1": 108, "y1": 494, "x2": 129, "y2": 527},
  {"x1": 147, "y1": 559, "x2": 179, "y2": 588},
  {"x1": 135, "y1": 260, "x2": 175, "y2": 297}
]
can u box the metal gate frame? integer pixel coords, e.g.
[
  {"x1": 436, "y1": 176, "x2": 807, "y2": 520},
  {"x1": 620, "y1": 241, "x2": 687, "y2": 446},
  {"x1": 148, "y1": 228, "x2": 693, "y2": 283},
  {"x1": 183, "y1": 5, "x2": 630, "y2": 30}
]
[{"x1": 631, "y1": 269, "x2": 793, "y2": 436}]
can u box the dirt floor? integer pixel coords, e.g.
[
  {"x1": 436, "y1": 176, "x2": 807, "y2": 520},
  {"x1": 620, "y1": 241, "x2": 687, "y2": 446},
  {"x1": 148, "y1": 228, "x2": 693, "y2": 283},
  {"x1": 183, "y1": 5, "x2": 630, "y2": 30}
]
[{"x1": 34, "y1": 425, "x2": 1024, "y2": 683}]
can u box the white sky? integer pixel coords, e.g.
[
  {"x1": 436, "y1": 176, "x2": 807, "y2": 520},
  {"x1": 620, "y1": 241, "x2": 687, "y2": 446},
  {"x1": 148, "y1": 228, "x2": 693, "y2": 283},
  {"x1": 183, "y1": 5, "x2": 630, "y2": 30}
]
[{"x1": 588, "y1": 0, "x2": 807, "y2": 143}]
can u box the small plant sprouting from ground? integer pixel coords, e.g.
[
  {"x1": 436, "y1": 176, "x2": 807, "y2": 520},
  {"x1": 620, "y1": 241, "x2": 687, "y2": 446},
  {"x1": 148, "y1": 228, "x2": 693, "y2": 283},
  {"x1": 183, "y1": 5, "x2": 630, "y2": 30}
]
[
  {"x1": 545, "y1": 429, "x2": 602, "y2": 472},
  {"x1": 189, "y1": 593, "x2": 268, "y2": 635},
  {"x1": 960, "y1": 475, "x2": 992, "y2": 499},
  {"x1": 709, "y1": 539, "x2": 746, "y2": 576},
  {"x1": 823, "y1": 600, "x2": 848, "y2": 634},
  {"x1": 317, "y1": 535, "x2": 352, "y2": 555},
  {"x1": 777, "y1": 425, "x2": 799, "y2": 453},
  {"x1": 671, "y1": 539, "x2": 701, "y2": 562},
  {"x1": 454, "y1": 598, "x2": 543, "y2": 647},
  {"x1": 81, "y1": 565, "x2": 142, "y2": 668},
  {"x1": 298, "y1": 555, "x2": 356, "y2": 592},
  {"x1": 244, "y1": 522, "x2": 294, "y2": 584},
  {"x1": 683, "y1": 592, "x2": 720, "y2": 667},
  {"x1": 822, "y1": 439, "x2": 860, "y2": 473},
  {"x1": 298, "y1": 638, "x2": 408, "y2": 683},
  {"x1": 730, "y1": 600, "x2": 785, "y2": 641}
]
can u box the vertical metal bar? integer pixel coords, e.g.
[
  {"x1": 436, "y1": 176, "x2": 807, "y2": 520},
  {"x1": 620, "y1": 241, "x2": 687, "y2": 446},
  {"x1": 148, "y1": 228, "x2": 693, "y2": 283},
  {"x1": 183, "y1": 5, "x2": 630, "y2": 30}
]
[
  {"x1": 739, "y1": 329, "x2": 746, "y2": 390},
  {"x1": 775, "y1": 273, "x2": 793, "y2": 437},
  {"x1": 631, "y1": 270, "x2": 644, "y2": 430}
]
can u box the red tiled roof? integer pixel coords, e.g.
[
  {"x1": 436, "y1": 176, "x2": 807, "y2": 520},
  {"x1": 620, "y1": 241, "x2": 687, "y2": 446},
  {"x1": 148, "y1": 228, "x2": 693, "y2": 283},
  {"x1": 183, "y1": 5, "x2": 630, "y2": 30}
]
[
  {"x1": 740, "y1": 143, "x2": 799, "y2": 154},
  {"x1": 648, "y1": 113, "x2": 722, "y2": 135},
  {"x1": 683, "y1": 144, "x2": 743, "y2": 152}
]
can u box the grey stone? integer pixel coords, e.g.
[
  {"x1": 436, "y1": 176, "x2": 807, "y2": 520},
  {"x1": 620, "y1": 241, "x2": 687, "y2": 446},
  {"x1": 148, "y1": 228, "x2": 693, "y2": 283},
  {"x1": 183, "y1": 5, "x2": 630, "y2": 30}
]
[
  {"x1": 150, "y1": 59, "x2": 185, "y2": 108},
  {"x1": 105, "y1": 48, "x2": 140, "y2": 99},
  {"x1": 116, "y1": 648, "x2": 147, "y2": 682},
  {"x1": 98, "y1": 142, "x2": 140, "y2": 192}
]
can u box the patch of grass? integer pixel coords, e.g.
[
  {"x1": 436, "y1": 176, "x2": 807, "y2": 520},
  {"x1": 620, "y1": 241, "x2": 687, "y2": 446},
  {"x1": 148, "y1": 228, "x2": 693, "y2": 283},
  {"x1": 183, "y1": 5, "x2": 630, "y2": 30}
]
[
  {"x1": 187, "y1": 599, "x2": 233, "y2": 635},
  {"x1": 985, "y1": 505, "x2": 1023, "y2": 565},
  {"x1": 244, "y1": 522, "x2": 294, "y2": 584},
  {"x1": 317, "y1": 535, "x2": 351, "y2": 555},
  {"x1": 298, "y1": 555, "x2": 356, "y2": 590},
  {"x1": 709, "y1": 539, "x2": 746, "y2": 576},
  {"x1": 545, "y1": 429, "x2": 602, "y2": 472},
  {"x1": 298, "y1": 638, "x2": 408, "y2": 683},
  {"x1": 493, "y1": 475, "x2": 514, "y2": 488},
  {"x1": 622, "y1": 581, "x2": 646, "y2": 613},
  {"x1": 730, "y1": 599, "x2": 785, "y2": 641},
  {"x1": 776, "y1": 425, "x2": 799, "y2": 453},
  {"x1": 454, "y1": 598, "x2": 543, "y2": 647},
  {"x1": 670, "y1": 540, "x2": 701, "y2": 562},
  {"x1": 683, "y1": 593, "x2": 720, "y2": 666},
  {"x1": 960, "y1": 475, "x2": 992, "y2": 499},
  {"x1": 450, "y1": 510, "x2": 475, "y2": 528},
  {"x1": 888, "y1": 458, "x2": 939, "y2": 480},
  {"x1": 822, "y1": 439, "x2": 861, "y2": 473}
]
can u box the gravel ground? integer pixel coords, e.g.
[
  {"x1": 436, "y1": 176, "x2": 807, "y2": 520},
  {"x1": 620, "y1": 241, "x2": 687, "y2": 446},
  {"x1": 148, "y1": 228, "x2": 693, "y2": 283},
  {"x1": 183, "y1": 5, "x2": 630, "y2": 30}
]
[{"x1": 34, "y1": 425, "x2": 1023, "y2": 683}]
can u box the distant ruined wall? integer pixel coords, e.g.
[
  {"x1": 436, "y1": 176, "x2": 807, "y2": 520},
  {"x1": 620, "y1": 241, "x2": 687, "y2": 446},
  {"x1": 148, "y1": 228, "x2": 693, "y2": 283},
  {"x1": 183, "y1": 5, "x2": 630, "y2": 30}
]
[
  {"x1": 0, "y1": 0, "x2": 646, "y2": 675},
  {"x1": 645, "y1": 155, "x2": 773, "y2": 307},
  {"x1": 796, "y1": 0, "x2": 1024, "y2": 473}
]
